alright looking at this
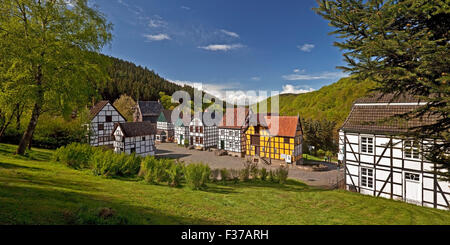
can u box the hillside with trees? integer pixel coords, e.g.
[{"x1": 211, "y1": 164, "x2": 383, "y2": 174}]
[
  {"x1": 257, "y1": 76, "x2": 376, "y2": 126},
  {"x1": 100, "y1": 56, "x2": 195, "y2": 102}
]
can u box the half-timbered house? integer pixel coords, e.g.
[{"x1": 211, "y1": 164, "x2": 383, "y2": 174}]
[
  {"x1": 156, "y1": 109, "x2": 174, "y2": 142},
  {"x1": 88, "y1": 101, "x2": 126, "y2": 146},
  {"x1": 189, "y1": 112, "x2": 219, "y2": 150},
  {"x1": 245, "y1": 114, "x2": 303, "y2": 165},
  {"x1": 174, "y1": 117, "x2": 190, "y2": 146},
  {"x1": 218, "y1": 107, "x2": 250, "y2": 157},
  {"x1": 133, "y1": 101, "x2": 163, "y2": 123},
  {"x1": 339, "y1": 93, "x2": 449, "y2": 210},
  {"x1": 112, "y1": 122, "x2": 156, "y2": 157}
]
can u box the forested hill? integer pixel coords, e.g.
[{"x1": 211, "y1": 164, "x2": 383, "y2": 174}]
[
  {"x1": 99, "y1": 56, "x2": 195, "y2": 102},
  {"x1": 255, "y1": 77, "x2": 377, "y2": 127}
]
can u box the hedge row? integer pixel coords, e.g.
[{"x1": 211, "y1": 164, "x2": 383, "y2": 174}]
[{"x1": 53, "y1": 143, "x2": 290, "y2": 189}]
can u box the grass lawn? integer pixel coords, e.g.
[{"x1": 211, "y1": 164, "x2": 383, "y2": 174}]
[{"x1": 0, "y1": 143, "x2": 449, "y2": 225}]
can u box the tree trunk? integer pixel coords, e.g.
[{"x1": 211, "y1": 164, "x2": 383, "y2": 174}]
[
  {"x1": 0, "y1": 108, "x2": 18, "y2": 139},
  {"x1": 15, "y1": 103, "x2": 22, "y2": 131},
  {"x1": 16, "y1": 103, "x2": 41, "y2": 155}
]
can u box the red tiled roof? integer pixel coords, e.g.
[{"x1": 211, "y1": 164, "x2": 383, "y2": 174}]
[
  {"x1": 218, "y1": 107, "x2": 249, "y2": 129},
  {"x1": 264, "y1": 116, "x2": 301, "y2": 137}
]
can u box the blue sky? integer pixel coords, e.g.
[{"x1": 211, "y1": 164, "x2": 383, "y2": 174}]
[{"x1": 94, "y1": 0, "x2": 347, "y2": 101}]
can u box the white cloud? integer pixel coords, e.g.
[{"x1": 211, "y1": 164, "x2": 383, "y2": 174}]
[
  {"x1": 198, "y1": 44, "x2": 244, "y2": 51},
  {"x1": 144, "y1": 33, "x2": 171, "y2": 41},
  {"x1": 282, "y1": 71, "x2": 346, "y2": 81},
  {"x1": 298, "y1": 44, "x2": 315, "y2": 52},
  {"x1": 169, "y1": 80, "x2": 270, "y2": 105},
  {"x1": 181, "y1": 6, "x2": 191, "y2": 10},
  {"x1": 148, "y1": 16, "x2": 168, "y2": 28},
  {"x1": 251, "y1": 77, "x2": 261, "y2": 81},
  {"x1": 220, "y1": 29, "x2": 239, "y2": 38},
  {"x1": 281, "y1": 84, "x2": 315, "y2": 94}
]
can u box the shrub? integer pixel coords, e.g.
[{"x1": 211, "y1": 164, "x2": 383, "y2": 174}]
[
  {"x1": 268, "y1": 169, "x2": 277, "y2": 183},
  {"x1": 229, "y1": 169, "x2": 240, "y2": 183},
  {"x1": 184, "y1": 163, "x2": 210, "y2": 190},
  {"x1": 53, "y1": 143, "x2": 97, "y2": 169},
  {"x1": 259, "y1": 168, "x2": 268, "y2": 181},
  {"x1": 91, "y1": 150, "x2": 141, "y2": 177},
  {"x1": 166, "y1": 162, "x2": 184, "y2": 187},
  {"x1": 276, "y1": 166, "x2": 289, "y2": 184},
  {"x1": 239, "y1": 168, "x2": 250, "y2": 182},
  {"x1": 317, "y1": 149, "x2": 326, "y2": 157},
  {"x1": 140, "y1": 157, "x2": 173, "y2": 184},
  {"x1": 220, "y1": 168, "x2": 230, "y2": 183}
]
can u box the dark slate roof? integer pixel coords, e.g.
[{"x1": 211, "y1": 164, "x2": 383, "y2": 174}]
[
  {"x1": 157, "y1": 109, "x2": 173, "y2": 123},
  {"x1": 218, "y1": 107, "x2": 249, "y2": 129},
  {"x1": 89, "y1": 101, "x2": 109, "y2": 119},
  {"x1": 113, "y1": 122, "x2": 156, "y2": 137},
  {"x1": 341, "y1": 94, "x2": 439, "y2": 135},
  {"x1": 137, "y1": 101, "x2": 163, "y2": 116}
]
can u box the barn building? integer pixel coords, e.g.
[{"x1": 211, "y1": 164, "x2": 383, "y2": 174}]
[
  {"x1": 245, "y1": 114, "x2": 303, "y2": 165},
  {"x1": 156, "y1": 109, "x2": 174, "y2": 142},
  {"x1": 339, "y1": 93, "x2": 449, "y2": 210},
  {"x1": 88, "y1": 101, "x2": 126, "y2": 146},
  {"x1": 133, "y1": 101, "x2": 163, "y2": 123},
  {"x1": 189, "y1": 112, "x2": 219, "y2": 150},
  {"x1": 217, "y1": 107, "x2": 250, "y2": 157},
  {"x1": 174, "y1": 117, "x2": 190, "y2": 146},
  {"x1": 112, "y1": 121, "x2": 157, "y2": 157}
]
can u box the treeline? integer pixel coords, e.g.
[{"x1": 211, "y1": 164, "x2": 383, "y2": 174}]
[
  {"x1": 256, "y1": 76, "x2": 376, "y2": 155},
  {"x1": 100, "y1": 56, "x2": 195, "y2": 102}
]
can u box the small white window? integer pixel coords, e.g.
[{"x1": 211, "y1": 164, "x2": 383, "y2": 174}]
[
  {"x1": 361, "y1": 136, "x2": 374, "y2": 154},
  {"x1": 404, "y1": 140, "x2": 420, "y2": 159},
  {"x1": 360, "y1": 167, "x2": 374, "y2": 189}
]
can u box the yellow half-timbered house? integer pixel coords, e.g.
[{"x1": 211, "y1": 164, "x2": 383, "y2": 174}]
[{"x1": 245, "y1": 115, "x2": 303, "y2": 164}]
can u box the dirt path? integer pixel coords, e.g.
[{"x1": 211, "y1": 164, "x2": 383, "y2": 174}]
[{"x1": 156, "y1": 143, "x2": 344, "y2": 188}]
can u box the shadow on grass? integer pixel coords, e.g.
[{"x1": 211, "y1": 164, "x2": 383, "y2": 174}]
[
  {"x1": 0, "y1": 161, "x2": 44, "y2": 171},
  {"x1": 209, "y1": 179, "x2": 331, "y2": 194},
  {"x1": 0, "y1": 184, "x2": 216, "y2": 225}
]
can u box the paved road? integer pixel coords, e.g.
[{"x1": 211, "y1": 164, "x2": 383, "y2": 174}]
[{"x1": 156, "y1": 143, "x2": 344, "y2": 188}]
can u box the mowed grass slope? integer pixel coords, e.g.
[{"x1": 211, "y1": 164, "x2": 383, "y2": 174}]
[{"x1": 0, "y1": 143, "x2": 448, "y2": 225}]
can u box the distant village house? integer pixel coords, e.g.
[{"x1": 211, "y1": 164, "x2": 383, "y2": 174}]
[{"x1": 218, "y1": 107, "x2": 250, "y2": 157}]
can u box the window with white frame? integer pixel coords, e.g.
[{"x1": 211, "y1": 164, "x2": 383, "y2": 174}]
[
  {"x1": 361, "y1": 136, "x2": 374, "y2": 154},
  {"x1": 404, "y1": 140, "x2": 420, "y2": 159},
  {"x1": 360, "y1": 167, "x2": 374, "y2": 189}
]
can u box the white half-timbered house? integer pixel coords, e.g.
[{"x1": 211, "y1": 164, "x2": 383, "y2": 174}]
[
  {"x1": 88, "y1": 101, "x2": 126, "y2": 146},
  {"x1": 174, "y1": 117, "x2": 190, "y2": 146},
  {"x1": 156, "y1": 109, "x2": 174, "y2": 142},
  {"x1": 189, "y1": 113, "x2": 219, "y2": 149},
  {"x1": 112, "y1": 122, "x2": 156, "y2": 157},
  {"x1": 339, "y1": 93, "x2": 449, "y2": 210},
  {"x1": 218, "y1": 107, "x2": 250, "y2": 157}
]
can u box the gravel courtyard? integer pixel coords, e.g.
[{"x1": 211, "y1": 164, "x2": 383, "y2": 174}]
[{"x1": 156, "y1": 143, "x2": 344, "y2": 188}]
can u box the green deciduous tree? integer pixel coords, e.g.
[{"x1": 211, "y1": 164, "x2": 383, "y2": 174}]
[
  {"x1": 0, "y1": 0, "x2": 112, "y2": 155},
  {"x1": 315, "y1": 0, "x2": 449, "y2": 179},
  {"x1": 113, "y1": 94, "x2": 136, "y2": 122}
]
